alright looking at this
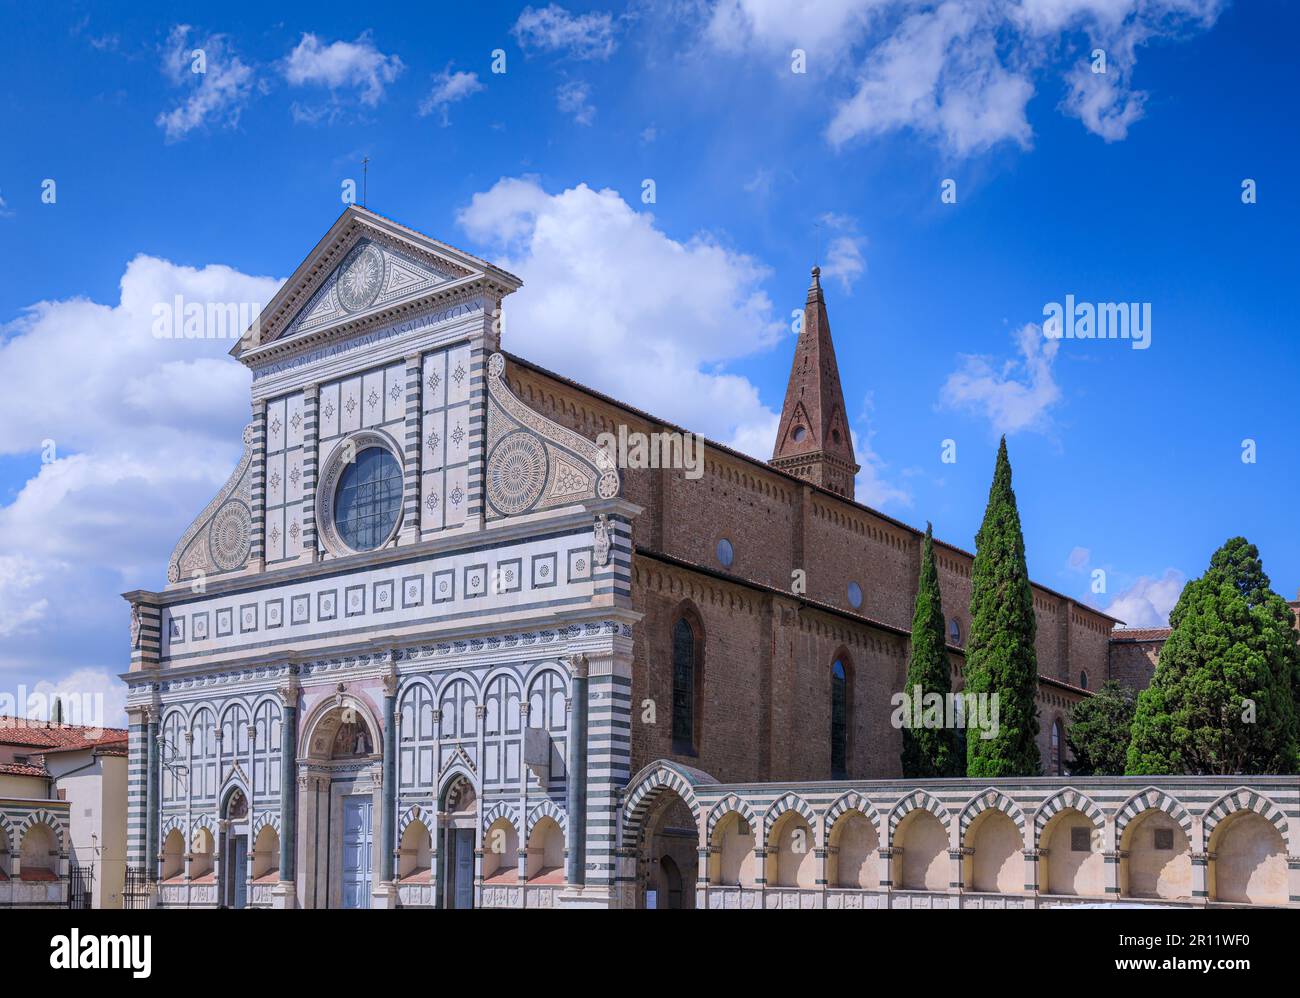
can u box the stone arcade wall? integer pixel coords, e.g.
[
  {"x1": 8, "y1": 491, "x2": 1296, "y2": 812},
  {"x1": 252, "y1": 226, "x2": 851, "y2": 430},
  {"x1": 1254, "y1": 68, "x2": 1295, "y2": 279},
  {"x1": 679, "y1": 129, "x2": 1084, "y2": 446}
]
[{"x1": 618, "y1": 762, "x2": 1300, "y2": 910}]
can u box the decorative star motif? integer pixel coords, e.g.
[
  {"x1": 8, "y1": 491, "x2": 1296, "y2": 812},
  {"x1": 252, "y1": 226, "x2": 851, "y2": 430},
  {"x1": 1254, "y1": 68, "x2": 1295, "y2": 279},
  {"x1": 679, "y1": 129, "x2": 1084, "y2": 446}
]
[
  {"x1": 389, "y1": 384, "x2": 402, "y2": 403},
  {"x1": 450, "y1": 485, "x2": 464, "y2": 508},
  {"x1": 426, "y1": 371, "x2": 441, "y2": 393},
  {"x1": 425, "y1": 492, "x2": 439, "y2": 512},
  {"x1": 451, "y1": 424, "x2": 465, "y2": 447},
  {"x1": 453, "y1": 363, "x2": 466, "y2": 384},
  {"x1": 323, "y1": 401, "x2": 336, "y2": 419},
  {"x1": 269, "y1": 471, "x2": 281, "y2": 490},
  {"x1": 367, "y1": 388, "x2": 380, "y2": 410},
  {"x1": 425, "y1": 431, "x2": 440, "y2": 454},
  {"x1": 290, "y1": 411, "x2": 302, "y2": 431},
  {"x1": 270, "y1": 416, "x2": 282, "y2": 436},
  {"x1": 345, "y1": 396, "x2": 357, "y2": 415}
]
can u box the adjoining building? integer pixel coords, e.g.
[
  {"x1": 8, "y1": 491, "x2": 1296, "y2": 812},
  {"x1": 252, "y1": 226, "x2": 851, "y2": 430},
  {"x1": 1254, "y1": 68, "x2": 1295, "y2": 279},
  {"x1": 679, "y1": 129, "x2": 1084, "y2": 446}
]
[
  {"x1": 121, "y1": 207, "x2": 1299, "y2": 909},
  {"x1": 0, "y1": 716, "x2": 128, "y2": 908}
]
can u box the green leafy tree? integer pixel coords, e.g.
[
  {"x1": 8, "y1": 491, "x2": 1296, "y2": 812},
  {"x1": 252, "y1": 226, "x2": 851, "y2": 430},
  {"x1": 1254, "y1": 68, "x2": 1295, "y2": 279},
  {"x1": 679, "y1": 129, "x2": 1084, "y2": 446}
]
[
  {"x1": 1127, "y1": 537, "x2": 1300, "y2": 775},
  {"x1": 965, "y1": 437, "x2": 1041, "y2": 777},
  {"x1": 901, "y1": 524, "x2": 963, "y2": 777},
  {"x1": 1066, "y1": 681, "x2": 1136, "y2": 775}
]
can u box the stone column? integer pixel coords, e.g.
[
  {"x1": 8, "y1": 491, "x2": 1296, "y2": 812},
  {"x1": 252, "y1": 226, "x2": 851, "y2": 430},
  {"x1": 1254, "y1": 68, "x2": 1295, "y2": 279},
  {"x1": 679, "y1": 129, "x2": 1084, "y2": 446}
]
[
  {"x1": 374, "y1": 671, "x2": 399, "y2": 908},
  {"x1": 1024, "y1": 848, "x2": 1044, "y2": 895},
  {"x1": 878, "y1": 847, "x2": 896, "y2": 890},
  {"x1": 1104, "y1": 850, "x2": 1124, "y2": 897},
  {"x1": 697, "y1": 845, "x2": 711, "y2": 909},
  {"x1": 948, "y1": 847, "x2": 966, "y2": 892},
  {"x1": 1191, "y1": 851, "x2": 1211, "y2": 902},
  {"x1": 145, "y1": 706, "x2": 160, "y2": 882},
  {"x1": 274, "y1": 681, "x2": 299, "y2": 908},
  {"x1": 1287, "y1": 854, "x2": 1300, "y2": 905},
  {"x1": 564, "y1": 654, "x2": 589, "y2": 887}
]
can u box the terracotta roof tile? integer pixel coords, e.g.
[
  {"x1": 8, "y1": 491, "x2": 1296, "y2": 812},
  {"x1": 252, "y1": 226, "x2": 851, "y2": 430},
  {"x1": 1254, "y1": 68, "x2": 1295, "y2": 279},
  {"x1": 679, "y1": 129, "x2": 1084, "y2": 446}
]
[
  {"x1": 1110, "y1": 627, "x2": 1172, "y2": 642},
  {"x1": 0, "y1": 762, "x2": 48, "y2": 778},
  {"x1": 0, "y1": 716, "x2": 129, "y2": 751}
]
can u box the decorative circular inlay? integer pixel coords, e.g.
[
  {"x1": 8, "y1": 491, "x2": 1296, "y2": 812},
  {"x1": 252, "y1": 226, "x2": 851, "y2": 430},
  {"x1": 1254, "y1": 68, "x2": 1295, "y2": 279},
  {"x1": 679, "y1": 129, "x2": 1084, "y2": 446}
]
[
  {"x1": 336, "y1": 241, "x2": 385, "y2": 313},
  {"x1": 487, "y1": 431, "x2": 548, "y2": 514},
  {"x1": 209, "y1": 501, "x2": 252, "y2": 571}
]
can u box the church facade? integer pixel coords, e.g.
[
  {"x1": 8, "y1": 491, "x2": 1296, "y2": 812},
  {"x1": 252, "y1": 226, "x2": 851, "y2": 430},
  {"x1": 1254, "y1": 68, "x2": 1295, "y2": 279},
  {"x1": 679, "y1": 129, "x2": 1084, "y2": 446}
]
[{"x1": 121, "y1": 207, "x2": 1299, "y2": 909}]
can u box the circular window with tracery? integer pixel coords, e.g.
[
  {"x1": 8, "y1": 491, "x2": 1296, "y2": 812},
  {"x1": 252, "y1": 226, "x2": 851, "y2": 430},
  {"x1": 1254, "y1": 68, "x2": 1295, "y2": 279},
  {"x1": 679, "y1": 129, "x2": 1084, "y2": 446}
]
[
  {"x1": 487, "y1": 431, "x2": 549, "y2": 514},
  {"x1": 334, "y1": 447, "x2": 403, "y2": 551}
]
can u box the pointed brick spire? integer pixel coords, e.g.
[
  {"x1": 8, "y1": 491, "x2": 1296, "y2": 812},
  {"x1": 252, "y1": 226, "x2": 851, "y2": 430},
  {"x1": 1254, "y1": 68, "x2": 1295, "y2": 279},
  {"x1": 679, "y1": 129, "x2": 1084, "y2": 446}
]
[{"x1": 770, "y1": 266, "x2": 859, "y2": 499}]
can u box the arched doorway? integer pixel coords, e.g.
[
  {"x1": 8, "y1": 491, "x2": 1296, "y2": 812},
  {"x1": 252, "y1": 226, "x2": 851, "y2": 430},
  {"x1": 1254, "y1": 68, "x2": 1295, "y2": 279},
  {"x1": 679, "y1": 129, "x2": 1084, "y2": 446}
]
[
  {"x1": 639, "y1": 790, "x2": 698, "y2": 909},
  {"x1": 220, "y1": 786, "x2": 249, "y2": 909},
  {"x1": 439, "y1": 775, "x2": 477, "y2": 909},
  {"x1": 300, "y1": 698, "x2": 382, "y2": 909}
]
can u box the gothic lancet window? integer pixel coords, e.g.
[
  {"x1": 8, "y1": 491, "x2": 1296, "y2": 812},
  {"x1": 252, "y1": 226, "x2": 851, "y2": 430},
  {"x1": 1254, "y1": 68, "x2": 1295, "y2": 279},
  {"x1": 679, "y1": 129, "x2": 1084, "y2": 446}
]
[
  {"x1": 831, "y1": 660, "x2": 848, "y2": 779},
  {"x1": 671, "y1": 617, "x2": 699, "y2": 755},
  {"x1": 1051, "y1": 717, "x2": 1063, "y2": 775}
]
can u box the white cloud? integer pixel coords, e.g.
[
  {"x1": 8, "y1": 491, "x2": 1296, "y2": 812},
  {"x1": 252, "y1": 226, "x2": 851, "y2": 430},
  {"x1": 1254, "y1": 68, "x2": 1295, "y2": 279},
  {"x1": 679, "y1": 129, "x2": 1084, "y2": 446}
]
[
  {"x1": 0, "y1": 254, "x2": 282, "y2": 697},
  {"x1": 817, "y1": 213, "x2": 867, "y2": 293},
  {"x1": 939, "y1": 322, "x2": 1061, "y2": 435},
  {"x1": 156, "y1": 25, "x2": 258, "y2": 142},
  {"x1": 513, "y1": 4, "x2": 618, "y2": 60},
  {"x1": 556, "y1": 80, "x2": 596, "y2": 124},
  {"x1": 1105, "y1": 568, "x2": 1186, "y2": 627},
  {"x1": 1067, "y1": 545, "x2": 1091, "y2": 571},
  {"x1": 705, "y1": 1, "x2": 1222, "y2": 153},
  {"x1": 0, "y1": 555, "x2": 49, "y2": 638},
  {"x1": 30, "y1": 668, "x2": 129, "y2": 729},
  {"x1": 457, "y1": 177, "x2": 785, "y2": 453},
  {"x1": 281, "y1": 31, "x2": 404, "y2": 106},
  {"x1": 827, "y1": 3, "x2": 1034, "y2": 156},
  {"x1": 706, "y1": 0, "x2": 884, "y2": 61},
  {"x1": 418, "y1": 66, "x2": 485, "y2": 125},
  {"x1": 853, "y1": 395, "x2": 911, "y2": 508}
]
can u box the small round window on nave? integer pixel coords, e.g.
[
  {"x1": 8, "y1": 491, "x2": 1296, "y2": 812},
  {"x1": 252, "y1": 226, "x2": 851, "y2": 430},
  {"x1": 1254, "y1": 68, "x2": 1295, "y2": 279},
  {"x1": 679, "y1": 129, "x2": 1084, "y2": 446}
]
[
  {"x1": 847, "y1": 581, "x2": 862, "y2": 608},
  {"x1": 716, "y1": 538, "x2": 734, "y2": 568}
]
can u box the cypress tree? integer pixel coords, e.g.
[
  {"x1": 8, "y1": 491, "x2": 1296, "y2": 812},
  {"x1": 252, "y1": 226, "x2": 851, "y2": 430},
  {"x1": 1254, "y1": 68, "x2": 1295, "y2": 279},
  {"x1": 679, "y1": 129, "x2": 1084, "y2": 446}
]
[
  {"x1": 901, "y1": 523, "x2": 963, "y2": 777},
  {"x1": 965, "y1": 437, "x2": 1041, "y2": 777},
  {"x1": 1127, "y1": 537, "x2": 1300, "y2": 775},
  {"x1": 1066, "y1": 680, "x2": 1137, "y2": 775}
]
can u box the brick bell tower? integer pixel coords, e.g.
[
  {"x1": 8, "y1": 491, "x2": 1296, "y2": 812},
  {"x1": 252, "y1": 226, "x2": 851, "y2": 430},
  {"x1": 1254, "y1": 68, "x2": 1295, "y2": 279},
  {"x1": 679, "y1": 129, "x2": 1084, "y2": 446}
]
[{"x1": 769, "y1": 266, "x2": 859, "y2": 499}]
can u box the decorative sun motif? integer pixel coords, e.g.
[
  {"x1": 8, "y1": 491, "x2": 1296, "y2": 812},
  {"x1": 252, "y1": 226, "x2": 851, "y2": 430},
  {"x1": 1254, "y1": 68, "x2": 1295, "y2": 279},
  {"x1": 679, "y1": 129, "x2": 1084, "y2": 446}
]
[
  {"x1": 336, "y1": 242, "x2": 384, "y2": 313},
  {"x1": 425, "y1": 492, "x2": 439, "y2": 512},
  {"x1": 425, "y1": 431, "x2": 440, "y2": 454}
]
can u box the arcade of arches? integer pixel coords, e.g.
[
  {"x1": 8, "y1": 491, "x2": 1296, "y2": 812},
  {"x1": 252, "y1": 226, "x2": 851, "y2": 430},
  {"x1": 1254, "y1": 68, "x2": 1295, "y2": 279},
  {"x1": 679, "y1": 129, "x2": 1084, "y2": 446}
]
[{"x1": 620, "y1": 764, "x2": 1300, "y2": 909}]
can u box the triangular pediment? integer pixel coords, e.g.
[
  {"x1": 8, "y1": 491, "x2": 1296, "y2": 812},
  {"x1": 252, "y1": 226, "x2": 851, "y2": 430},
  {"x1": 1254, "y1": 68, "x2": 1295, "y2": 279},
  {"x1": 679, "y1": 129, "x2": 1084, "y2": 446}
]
[{"x1": 234, "y1": 206, "x2": 522, "y2": 361}]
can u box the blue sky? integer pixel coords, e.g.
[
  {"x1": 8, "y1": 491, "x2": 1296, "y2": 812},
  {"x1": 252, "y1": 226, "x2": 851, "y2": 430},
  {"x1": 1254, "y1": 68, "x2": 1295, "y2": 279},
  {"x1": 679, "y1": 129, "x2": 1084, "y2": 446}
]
[{"x1": 0, "y1": 1, "x2": 1296, "y2": 723}]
